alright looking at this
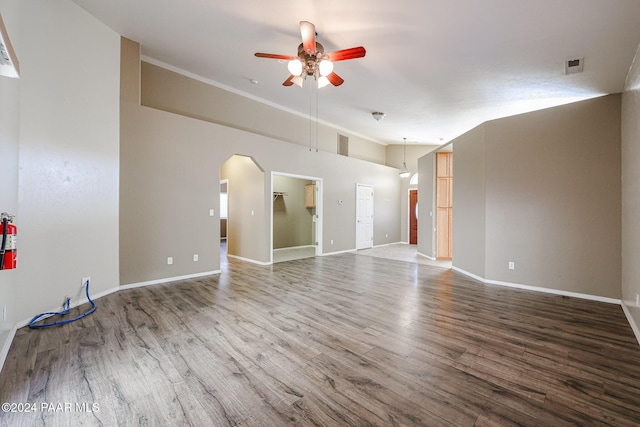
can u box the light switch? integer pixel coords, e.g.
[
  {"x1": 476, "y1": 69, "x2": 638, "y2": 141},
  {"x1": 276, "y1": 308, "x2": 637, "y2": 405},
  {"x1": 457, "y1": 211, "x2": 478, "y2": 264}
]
[{"x1": 209, "y1": 209, "x2": 214, "y2": 217}]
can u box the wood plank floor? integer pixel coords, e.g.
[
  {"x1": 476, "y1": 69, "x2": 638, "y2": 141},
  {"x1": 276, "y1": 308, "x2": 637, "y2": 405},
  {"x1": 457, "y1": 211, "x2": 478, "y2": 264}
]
[{"x1": 1, "y1": 253, "x2": 640, "y2": 426}]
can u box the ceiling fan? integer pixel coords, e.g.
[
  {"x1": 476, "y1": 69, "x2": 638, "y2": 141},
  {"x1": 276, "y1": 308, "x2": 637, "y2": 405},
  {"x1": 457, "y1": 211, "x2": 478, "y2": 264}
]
[{"x1": 255, "y1": 21, "x2": 366, "y2": 88}]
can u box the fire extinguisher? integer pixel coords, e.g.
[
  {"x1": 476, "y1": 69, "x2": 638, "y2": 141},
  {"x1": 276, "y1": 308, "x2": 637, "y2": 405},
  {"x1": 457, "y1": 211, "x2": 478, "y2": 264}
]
[{"x1": 0, "y1": 212, "x2": 16, "y2": 270}]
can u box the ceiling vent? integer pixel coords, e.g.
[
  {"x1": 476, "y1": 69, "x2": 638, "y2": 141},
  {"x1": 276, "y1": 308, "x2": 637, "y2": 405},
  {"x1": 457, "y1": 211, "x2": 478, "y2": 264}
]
[{"x1": 564, "y1": 57, "x2": 584, "y2": 75}]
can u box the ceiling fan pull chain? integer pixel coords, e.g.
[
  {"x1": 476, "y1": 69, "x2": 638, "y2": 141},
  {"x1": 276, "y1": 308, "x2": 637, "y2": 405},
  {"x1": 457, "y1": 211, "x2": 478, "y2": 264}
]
[
  {"x1": 316, "y1": 84, "x2": 319, "y2": 152},
  {"x1": 309, "y1": 80, "x2": 313, "y2": 152}
]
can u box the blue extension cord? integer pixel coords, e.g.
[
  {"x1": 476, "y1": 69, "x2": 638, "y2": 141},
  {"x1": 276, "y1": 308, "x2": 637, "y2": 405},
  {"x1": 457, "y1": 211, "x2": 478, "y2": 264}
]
[{"x1": 29, "y1": 279, "x2": 96, "y2": 328}]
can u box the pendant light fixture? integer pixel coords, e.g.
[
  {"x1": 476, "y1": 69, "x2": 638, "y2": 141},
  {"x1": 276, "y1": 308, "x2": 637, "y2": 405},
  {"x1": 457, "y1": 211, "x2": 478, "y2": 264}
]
[{"x1": 399, "y1": 137, "x2": 410, "y2": 178}]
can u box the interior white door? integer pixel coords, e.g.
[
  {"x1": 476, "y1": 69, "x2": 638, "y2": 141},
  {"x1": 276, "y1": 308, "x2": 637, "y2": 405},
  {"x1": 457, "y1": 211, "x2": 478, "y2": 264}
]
[{"x1": 356, "y1": 184, "x2": 374, "y2": 250}]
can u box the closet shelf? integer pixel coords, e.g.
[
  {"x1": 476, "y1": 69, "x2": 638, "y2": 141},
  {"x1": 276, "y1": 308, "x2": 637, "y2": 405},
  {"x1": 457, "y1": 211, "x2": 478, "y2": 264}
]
[{"x1": 273, "y1": 192, "x2": 288, "y2": 201}]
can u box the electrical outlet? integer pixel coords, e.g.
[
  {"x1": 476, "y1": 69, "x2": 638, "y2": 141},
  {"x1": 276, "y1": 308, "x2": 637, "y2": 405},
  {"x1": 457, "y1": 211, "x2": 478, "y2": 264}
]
[
  {"x1": 385, "y1": 234, "x2": 388, "y2": 238},
  {"x1": 167, "y1": 257, "x2": 173, "y2": 265},
  {"x1": 508, "y1": 262, "x2": 515, "y2": 270},
  {"x1": 81, "y1": 276, "x2": 91, "y2": 288},
  {"x1": 330, "y1": 239, "x2": 334, "y2": 245},
  {"x1": 193, "y1": 254, "x2": 199, "y2": 262}
]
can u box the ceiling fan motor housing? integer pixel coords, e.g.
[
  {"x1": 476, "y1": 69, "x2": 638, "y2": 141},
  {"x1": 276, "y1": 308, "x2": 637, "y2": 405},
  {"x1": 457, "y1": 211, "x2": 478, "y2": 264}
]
[
  {"x1": 254, "y1": 21, "x2": 365, "y2": 87},
  {"x1": 297, "y1": 42, "x2": 326, "y2": 76}
]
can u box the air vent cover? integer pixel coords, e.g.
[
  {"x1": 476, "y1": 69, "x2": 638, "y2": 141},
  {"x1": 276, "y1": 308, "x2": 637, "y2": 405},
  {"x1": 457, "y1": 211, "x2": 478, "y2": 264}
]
[
  {"x1": 337, "y1": 134, "x2": 349, "y2": 157},
  {"x1": 564, "y1": 57, "x2": 584, "y2": 75}
]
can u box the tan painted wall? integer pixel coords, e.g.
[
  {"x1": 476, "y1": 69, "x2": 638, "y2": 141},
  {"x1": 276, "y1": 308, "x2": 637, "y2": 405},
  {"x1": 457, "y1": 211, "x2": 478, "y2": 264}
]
[
  {"x1": 140, "y1": 62, "x2": 386, "y2": 165},
  {"x1": 221, "y1": 156, "x2": 267, "y2": 262},
  {"x1": 417, "y1": 153, "x2": 436, "y2": 258},
  {"x1": 0, "y1": 36, "x2": 19, "y2": 331},
  {"x1": 448, "y1": 95, "x2": 622, "y2": 299},
  {"x1": 622, "y1": 41, "x2": 640, "y2": 332},
  {"x1": 0, "y1": 0, "x2": 120, "y2": 326},
  {"x1": 451, "y1": 125, "x2": 486, "y2": 276},
  {"x1": 120, "y1": 41, "x2": 402, "y2": 284},
  {"x1": 273, "y1": 175, "x2": 314, "y2": 249}
]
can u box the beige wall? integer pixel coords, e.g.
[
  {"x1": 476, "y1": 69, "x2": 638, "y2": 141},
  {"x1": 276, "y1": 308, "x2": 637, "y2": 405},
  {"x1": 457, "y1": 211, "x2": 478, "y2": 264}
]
[
  {"x1": 221, "y1": 156, "x2": 267, "y2": 262},
  {"x1": 417, "y1": 153, "x2": 436, "y2": 258},
  {"x1": 0, "y1": 0, "x2": 120, "y2": 327},
  {"x1": 120, "y1": 41, "x2": 402, "y2": 284},
  {"x1": 451, "y1": 125, "x2": 486, "y2": 275},
  {"x1": 0, "y1": 49, "x2": 19, "y2": 332},
  {"x1": 446, "y1": 95, "x2": 622, "y2": 299},
  {"x1": 140, "y1": 62, "x2": 386, "y2": 165},
  {"x1": 273, "y1": 176, "x2": 314, "y2": 249},
  {"x1": 622, "y1": 41, "x2": 640, "y2": 333}
]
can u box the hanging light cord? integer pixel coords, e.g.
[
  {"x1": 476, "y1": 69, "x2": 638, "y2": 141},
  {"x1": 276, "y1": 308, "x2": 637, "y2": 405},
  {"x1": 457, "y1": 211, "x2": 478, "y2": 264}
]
[
  {"x1": 403, "y1": 137, "x2": 407, "y2": 163},
  {"x1": 315, "y1": 84, "x2": 319, "y2": 152},
  {"x1": 309, "y1": 81, "x2": 313, "y2": 151}
]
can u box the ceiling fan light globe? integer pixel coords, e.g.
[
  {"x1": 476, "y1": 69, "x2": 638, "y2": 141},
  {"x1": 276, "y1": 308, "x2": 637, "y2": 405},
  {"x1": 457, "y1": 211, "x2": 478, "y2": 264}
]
[
  {"x1": 318, "y1": 60, "x2": 333, "y2": 76},
  {"x1": 287, "y1": 59, "x2": 303, "y2": 76},
  {"x1": 292, "y1": 75, "x2": 304, "y2": 87},
  {"x1": 317, "y1": 76, "x2": 330, "y2": 88}
]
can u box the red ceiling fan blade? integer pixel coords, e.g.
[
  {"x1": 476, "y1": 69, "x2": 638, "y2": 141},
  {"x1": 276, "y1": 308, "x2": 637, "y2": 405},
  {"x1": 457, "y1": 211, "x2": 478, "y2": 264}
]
[
  {"x1": 283, "y1": 75, "x2": 295, "y2": 86},
  {"x1": 325, "y1": 46, "x2": 366, "y2": 61},
  {"x1": 300, "y1": 21, "x2": 316, "y2": 55},
  {"x1": 327, "y1": 72, "x2": 344, "y2": 86},
  {"x1": 255, "y1": 52, "x2": 297, "y2": 61}
]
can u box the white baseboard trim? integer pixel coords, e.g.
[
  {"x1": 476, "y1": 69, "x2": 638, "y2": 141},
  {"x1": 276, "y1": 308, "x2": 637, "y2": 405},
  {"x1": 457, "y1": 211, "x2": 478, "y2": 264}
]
[
  {"x1": 227, "y1": 254, "x2": 270, "y2": 266},
  {"x1": 452, "y1": 266, "x2": 622, "y2": 305},
  {"x1": 121, "y1": 271, "x2": 220, "y2": 290},
  {"x1": 0, "y1": 324, "x2": 17, "y2": 376},
  {"x1": 273, "y1": 245, "x2": 315, "y2": 252},
  {"x1": 322, "y1": 248, "x2": 357, "y2": 257},
  {"x1": 417, "y1": 251, "x2": 436, "y2": 261},
  {"x1": 372, "y1": 242, "x2": 404, "y2": 248},
  {"x1": 621, "y1": 303, "x2": 640, "y2": 346}
]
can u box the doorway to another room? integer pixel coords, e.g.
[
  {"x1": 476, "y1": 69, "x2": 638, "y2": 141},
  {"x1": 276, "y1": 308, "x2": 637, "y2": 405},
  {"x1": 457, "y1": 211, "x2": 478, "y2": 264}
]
[
  {"x1": 272, "y1": 173, "x2": 322, "y2": 264},
  {"x1": 219, "y1": 179, "x2": 228, "y2": 267}
]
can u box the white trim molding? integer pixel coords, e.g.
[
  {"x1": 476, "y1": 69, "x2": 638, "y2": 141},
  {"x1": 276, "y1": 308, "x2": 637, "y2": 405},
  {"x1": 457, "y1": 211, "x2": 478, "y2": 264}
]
[
  {"x1": 273, "y1": 245, "x2": 316, "y2": 252},
  {"x1": 452, "y1": 266, "x2": 622, "y2": 305},
  {"x1": 227, "y1": 254, "x2": 271, "y2": 266},
  {"x1": 322, "y1": 248, "x2": 357, "y2": 257},
  {"x1": 417, "y1": 251, "x2": 436, "y2": 261},
  {"x1": 621, "y1": 303, "x2": 640, "y2": 346},
  {"x1": 121, "y1": 271, "x2": 220, "y2": 290}
]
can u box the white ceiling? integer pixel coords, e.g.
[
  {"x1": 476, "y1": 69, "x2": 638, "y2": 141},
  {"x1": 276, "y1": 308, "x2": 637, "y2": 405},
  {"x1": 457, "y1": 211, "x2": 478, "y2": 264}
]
[{"x1": 73, "y1": 0, "x2": 640, "y2": 145}]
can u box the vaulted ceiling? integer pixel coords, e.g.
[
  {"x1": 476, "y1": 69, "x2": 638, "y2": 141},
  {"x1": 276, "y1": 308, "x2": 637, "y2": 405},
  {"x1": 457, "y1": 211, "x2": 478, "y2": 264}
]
[{"x1": 73, "y1": 0, "x2": 640, "y2": 145}]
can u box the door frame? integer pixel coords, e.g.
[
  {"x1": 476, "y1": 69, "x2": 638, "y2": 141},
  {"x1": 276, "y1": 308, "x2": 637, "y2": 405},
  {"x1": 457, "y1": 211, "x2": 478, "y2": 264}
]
[
  {"x1": 220, "y1": 179, "x2": 229, "y2": 242},
  {"x1": 355, "y1": 183, "x2": 374, "y2": 250},
  {"x1": 270, "y1": 171, "x2": 323, "y2": 264}
]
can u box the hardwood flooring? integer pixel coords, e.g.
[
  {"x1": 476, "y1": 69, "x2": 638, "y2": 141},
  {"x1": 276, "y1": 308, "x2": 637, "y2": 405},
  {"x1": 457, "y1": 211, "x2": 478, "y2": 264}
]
[{"x1": 1, "y1": 253, "x2": 640, "y2": 426}]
